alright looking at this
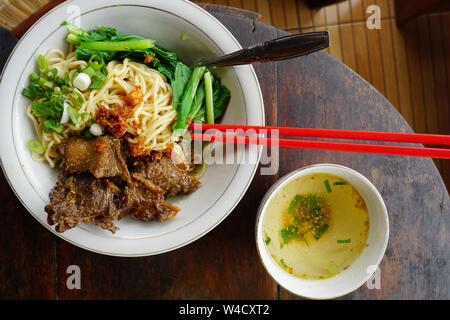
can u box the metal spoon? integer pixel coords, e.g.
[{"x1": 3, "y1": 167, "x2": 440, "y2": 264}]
[{"x1": 194, "y1": 31, "x2": 329, "y2": 68}]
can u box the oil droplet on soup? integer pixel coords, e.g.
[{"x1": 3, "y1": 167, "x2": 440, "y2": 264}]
[{"x1": 263, "y1": 173, "x2": 369, "y2": 280}]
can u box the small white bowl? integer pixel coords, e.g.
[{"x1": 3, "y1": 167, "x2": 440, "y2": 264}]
[{"x1": 256, "y1": 164, "x2": 389, "y2": 299}]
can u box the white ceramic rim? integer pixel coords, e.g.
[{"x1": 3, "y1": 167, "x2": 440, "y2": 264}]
[
  {"x1": 0, "y1": 0, "x2": 265, "y2": 257},
  {"x1": 255, "y1": 164, "x2": 389, "y2": 299}
]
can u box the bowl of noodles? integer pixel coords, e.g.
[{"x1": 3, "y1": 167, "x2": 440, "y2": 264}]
[{"x1": 0, "y1": 0, "x2": 264, "y2": 256}]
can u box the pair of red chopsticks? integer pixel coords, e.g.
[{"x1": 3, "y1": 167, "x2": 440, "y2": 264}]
[{"x1": 188, "y1": 124, "x2": 450, "y2": 159}]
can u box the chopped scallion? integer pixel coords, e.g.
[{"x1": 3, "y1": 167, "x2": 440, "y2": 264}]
[
  {"x1": 324, "y1": 179, "x2": 332, "y2": 193},
  {"x1": 315, "y1": 223, "x2": 329, "y2": 240},
  {"x1": 27, "y1": 139, "x2": 45, "y2": 154}
]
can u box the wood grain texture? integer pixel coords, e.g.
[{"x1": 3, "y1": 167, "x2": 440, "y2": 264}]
[
  {"x1": 1, "y1": 2, "x2": 449, "y2": 300},
  {"x1": 395, "y1": 0, "x2": 450, "y2": 25},
  {"x1": 352, "y1": 22, "x2": 371, "y2": 81},
  {"x1": 0, "y1": 174, "x2": 58, "y2": 299},
  {"x1": 379, "y1": 18, "x2": 399, "y2": 110}
]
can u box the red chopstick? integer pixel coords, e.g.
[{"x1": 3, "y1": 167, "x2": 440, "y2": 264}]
[
  {"x1": 189, "y1": 123, "x2": 450, "y2": 146},
  {"x1": 188, "y1": 124, "x2": 450, "y2": 159}
]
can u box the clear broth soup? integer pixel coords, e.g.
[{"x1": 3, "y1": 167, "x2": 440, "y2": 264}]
[{"x1": 263, "y1": 173, "x2": 369, "y2": 280}]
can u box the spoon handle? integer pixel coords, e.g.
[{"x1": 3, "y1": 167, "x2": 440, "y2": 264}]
[{"x1": 197, "y1": 32, "x2": 329, "y2": 68}]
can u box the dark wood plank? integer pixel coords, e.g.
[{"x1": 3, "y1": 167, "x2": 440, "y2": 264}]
[
  {"x1": 0, "y1": 173, "x2": 58, "y2": 299},
  {"x1": 11, "y1": 0, "x2": 65, "y2": 38},
  {"x1": 404, "y1": 19, "x2": 427, "y2": 134},
  {"x1": 379, "y1": 18, "x2": 400, "y2": 110},
  {"x1": 395, "y1": 0, "x2": 450, "y2": 25},
  {"x1": 391, "y1": 19, "x2": 414, "y2": 127},
  {"x1": 441, "y1": 13, "x2": 450, "y2": 190},
  {"x1": 0, "y1": 28, "x2": 57, "y2": 300}
]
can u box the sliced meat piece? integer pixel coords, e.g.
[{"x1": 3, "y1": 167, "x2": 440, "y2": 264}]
[
  {"x1": 62, "y1": 136, "x2": 130, "y2": 182},
  {"x1": 120, "y1": 173, "x2": 180, "y2": 221},
  {"x1": 45, "y1": 175, "x2": 120, "y2": 233},
  {"x1": 134, "y1": 156, "x2": 201, "y2": 197},
  {"x1": 62, "y1": 138, "x2": 96, "y2": 173}
]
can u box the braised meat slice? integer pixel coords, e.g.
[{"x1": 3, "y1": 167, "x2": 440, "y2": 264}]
[
  {"x1": 62, "y1": 136, "x2": 130, "y2": 182},
  {"x1": 120, "y1": 173, "x2": 180, "y2": 221},
  {"x1": 45, "y1": 175, "x2": 120, "y2": 233},
  {"x1": 134, "y1": 156, "x2": 201, "y2": 197}
]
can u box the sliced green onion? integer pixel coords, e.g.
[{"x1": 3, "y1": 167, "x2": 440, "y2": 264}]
[
  {"x1": 37, "y1": 54, "x2": 48, "y2": 73},
  {"x1": 264, "y1": 235, "x2": 271, "y2": 245},
  {"x1": 337, "y1": 239, "x2": 351, "y2": 244},
  {"x1": 27, "y1": 139, "x2": 45, "y2": 154},
  {"x1": 324, "y1": 179, "x2": 332, "y2": 193},
  {"x1": 280, "y1": 225, "x2": 298, "y2": 245},
  {"x1": 327, "y1": 261, "x2": 340, "y2": 275},
  {"x1": 334, "y1": 181, "x2": 347, "y2": 186},
  {"x1": 43, "y1": 119, "x2": 63, "y2": 134},
  {"x1": 88, "y1": 54, "x2": 105, "y2": 71},
  {"x1": 82, "y1": 67, "x2": 96, "y2": 78},
  {"x1": 31, "y1": 101, "x2": 56, "y2": 118},
  {"x1": 315, "y1": 223, "x2": 329, "y2": 240},
  {"x1": 29, "y1": 72, "x2": 39, "y2": 82},
  {"x1": 280, "y1": 259, "x2": 289, "y2": 269},
  {"x1": 38, "y1": 77, "x2": 54, "y2": 89},
  {"x1": 67, "y1": 106, "x2": 81, "y2": 124},
  {"x1": 66, "y1": 33, "x2": 79, "y2": 45},
  {"x1": 288, "y1": 194, "x2": 302, "y2": 215},
  {"x1": 204, "y1": 71, "x2": 214, "y2": 124}
]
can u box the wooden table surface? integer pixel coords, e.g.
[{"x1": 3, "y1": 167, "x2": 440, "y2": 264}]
[{"x1": 1, "y1": 4, "x2": 449, "y2": 300}]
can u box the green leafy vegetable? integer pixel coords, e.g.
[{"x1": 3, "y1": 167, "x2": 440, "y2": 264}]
[
  {"x1": 43, "y1": 119, "x2": 63, "y2": 134},
  {"x1": 79, "y1": 39, "x2": 154, "y2": 51},
  {"x1": 288, "y1": 195, "x2": 302, "y2": 215},
  {"x1": 27, "y1": 139, "x2": 45, "y2": 154},
  {"x1": 173, "y1": 66, "x2": 206, "y2": 131},
  {"x1": 282, "y1": 194, "x2": 330, "y2": 243},
  {"x1": 88, "y1": 54, "x2": 106, "y2": 71},
  {"x1": 211, "y1": 77, "x2": 231, "y2": 119},
  {"x1": 188, "y1": 85, "x2": 205, "y2": 122},
  {"x1": 172, "y1": 63, "x2": 191, "y2": 111},
  {"x1": 264, "y1": 235, "x2": 271, "y2": 245},
  {"x1": 89, "y1": 71, "x2": 106, "y2": 90},
  {"x1": 280, "y1": 225, "x2": 298, "y2": 245},
  {"x1": 61, "y1": 22, "x2": 231, "y2": 131},
  {"x1": 31, "y1": 101, "x2": 58, "y2": 118},
  {"x1": 67, "y1": 106, "x2": 81, "y2": 124}
]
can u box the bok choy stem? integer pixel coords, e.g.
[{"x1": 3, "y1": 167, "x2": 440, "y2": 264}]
[
  {"x1": 204, "y1": 71, "x2": 214, "y2": 124},
  {"x1": 173, "y1": 66, "x2": 206, "y2": 131},
  {"x1": 79, "y1": 39, "x2": 155, "y2": 51}
]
